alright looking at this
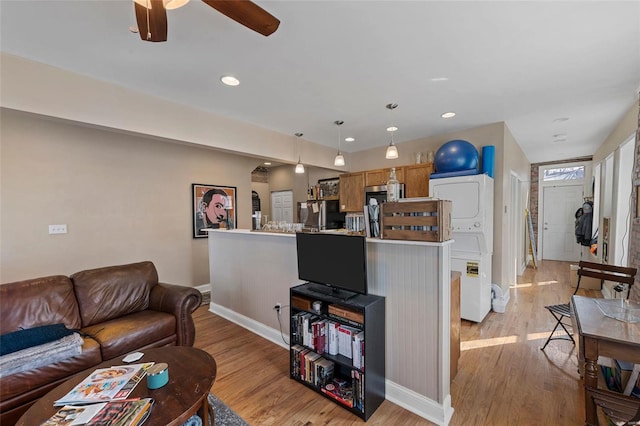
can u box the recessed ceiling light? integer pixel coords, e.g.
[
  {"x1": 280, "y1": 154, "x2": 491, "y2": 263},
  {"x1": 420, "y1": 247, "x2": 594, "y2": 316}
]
[
  {"x1": 221, "y1": 76, "x2": 240, "y2": 86},
  {"x1": 386, "y1": 126, "x2": 398, "y2": 132},
  {"x1": 553, "y1": 133, "x2": 567, "y2": 138},
  {"x1": 345, "y1": 137, "x2": 355, "y2": 142},
  {"x1": 553, "y1": 117, "x2": 569, "y2": 122},
  {"x1": 441, "y1": 112, "x2": 456, "y2": 118},
  {"x1": 264, "y1": 162, "x2": 271, "y2": 165},
  {"x1": 430, "y1": 77, "x2": 449, "y2": 82}
]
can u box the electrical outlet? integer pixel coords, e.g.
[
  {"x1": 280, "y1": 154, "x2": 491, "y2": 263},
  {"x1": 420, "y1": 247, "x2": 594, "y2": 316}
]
[
  {"x1": 48, "y1": 224, "x2": 67, "y2": 234},
  {"x1": 273, "y1": 303, "x2": 282, "y2": 312}
]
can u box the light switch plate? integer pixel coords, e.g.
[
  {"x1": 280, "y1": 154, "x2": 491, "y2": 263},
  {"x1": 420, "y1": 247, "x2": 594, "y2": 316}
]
[{"x1": 48, "y1": 224, "x2": 67, "y2": 234}]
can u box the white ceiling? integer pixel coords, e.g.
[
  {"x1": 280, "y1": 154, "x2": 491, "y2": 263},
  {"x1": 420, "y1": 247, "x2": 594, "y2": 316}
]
[{"x1": 1, "y1": 1, "x2": 639, "y2": 164}]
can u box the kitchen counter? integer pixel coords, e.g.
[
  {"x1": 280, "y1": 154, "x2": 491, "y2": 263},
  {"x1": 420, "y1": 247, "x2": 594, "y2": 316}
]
[{"x1": 206, "y1": 229, "x2": 454, "y2": 425}]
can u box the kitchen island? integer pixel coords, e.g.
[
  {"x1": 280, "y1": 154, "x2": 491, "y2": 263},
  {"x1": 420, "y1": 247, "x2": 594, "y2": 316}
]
[{"x1": 206, "y1": 229, "x2": 454, "y2": 425}]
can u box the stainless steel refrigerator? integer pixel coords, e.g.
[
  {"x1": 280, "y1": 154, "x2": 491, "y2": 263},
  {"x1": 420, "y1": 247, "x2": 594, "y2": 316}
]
[{"x1": 297, "y1": 200, "x2": 345, "y2": 231}]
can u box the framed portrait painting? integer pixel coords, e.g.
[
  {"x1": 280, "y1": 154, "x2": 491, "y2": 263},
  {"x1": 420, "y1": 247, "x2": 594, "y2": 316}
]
[{"x1": 192, "y1": 184, "x2": 237, "y2": 238}]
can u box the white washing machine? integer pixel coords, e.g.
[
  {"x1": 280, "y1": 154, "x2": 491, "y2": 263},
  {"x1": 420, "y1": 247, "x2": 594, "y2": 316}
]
[{"x1": 430, "y1": 174, "x2": 494, "y2": 322}]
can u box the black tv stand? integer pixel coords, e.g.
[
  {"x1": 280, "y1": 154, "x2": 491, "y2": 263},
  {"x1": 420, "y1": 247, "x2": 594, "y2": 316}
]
[
  {"x1": 307, "y1": 282, "x2": 358, "y2": 302},
  {"x1": 289, "y1": 282, "x2": 386, "y2": 420}
]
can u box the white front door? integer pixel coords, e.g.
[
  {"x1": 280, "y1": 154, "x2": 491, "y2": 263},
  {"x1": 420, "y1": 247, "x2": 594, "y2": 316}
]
[
  {"x1": 271, "y1": 190, "x2": 294, "y2": 223},
  {"x1": 542, "y1": 185, "x2": 583, "y2": 261}
]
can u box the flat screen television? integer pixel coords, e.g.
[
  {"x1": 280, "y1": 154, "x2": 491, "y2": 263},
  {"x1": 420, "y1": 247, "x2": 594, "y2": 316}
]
[{"x1": 295, "y1": 232, "x2": 368, "y2": 298}]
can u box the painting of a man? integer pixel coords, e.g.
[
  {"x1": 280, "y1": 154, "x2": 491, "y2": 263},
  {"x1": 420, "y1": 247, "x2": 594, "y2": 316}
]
[{"x1": 193, "y1": 184, "x2": 236, "y2": 237}]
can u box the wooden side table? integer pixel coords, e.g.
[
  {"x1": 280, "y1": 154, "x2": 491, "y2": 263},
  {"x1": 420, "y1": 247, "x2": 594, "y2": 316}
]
[
  {"x1": 572, "y1": 295, "x2": 640, "y2": 425},
  {"x1": 17, "y1": 346, "x2": 216, "y2": 426}
]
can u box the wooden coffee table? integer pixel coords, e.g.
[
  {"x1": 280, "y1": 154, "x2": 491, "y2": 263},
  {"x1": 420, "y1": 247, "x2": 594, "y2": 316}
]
[{"x1": 16, "y1": 346, "x2": 217, "y2": 426}]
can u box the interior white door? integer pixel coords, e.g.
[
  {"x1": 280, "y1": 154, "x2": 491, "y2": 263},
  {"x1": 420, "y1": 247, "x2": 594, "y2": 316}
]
[
  {"x1": 271, "y1": 190, "x2": 293, "y2": 223},
  {"x1": 542, "y1": 185, "x2": 583, "y2": 261}
]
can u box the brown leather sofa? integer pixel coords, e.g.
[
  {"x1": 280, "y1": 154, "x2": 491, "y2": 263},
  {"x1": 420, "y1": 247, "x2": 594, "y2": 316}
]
[{"x1": 0, "y1": 261, "x2": 202, "y2": 425}]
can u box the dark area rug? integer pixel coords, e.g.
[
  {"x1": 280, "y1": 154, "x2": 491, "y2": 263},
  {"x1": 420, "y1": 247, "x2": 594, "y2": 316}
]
[{"x1": 208, "y1": 393, "x2": 249, "y2": 426}]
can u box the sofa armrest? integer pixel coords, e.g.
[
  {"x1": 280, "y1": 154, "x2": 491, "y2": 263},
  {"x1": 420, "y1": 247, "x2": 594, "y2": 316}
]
[{"x1": 149, "y1": 283, "x2": 202, "y2": 346}]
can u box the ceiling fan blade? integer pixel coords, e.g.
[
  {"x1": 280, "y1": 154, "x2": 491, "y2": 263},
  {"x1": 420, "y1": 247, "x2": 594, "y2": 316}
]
[
  {"x1": 202, "y1": 0, "x2": 280, "y2": 36},
  {"x1": 134, "y1": 0, "x2": 168, "y2": 42}
]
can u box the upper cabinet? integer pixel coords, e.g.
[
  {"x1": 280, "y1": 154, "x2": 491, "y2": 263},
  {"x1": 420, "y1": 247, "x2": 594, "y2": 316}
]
[
  {"x1": 365, "y1": 167, "x2": 405, "y2": 187},
  {"x1": 339, "y1": 172, "x2": 365, "y2": 212},
  {"x1": 404, "y1": 163, "x2": 434, "y2": 198},
  {"x1": 339, "y1": 163, "x2": 433, "y2": 212}
]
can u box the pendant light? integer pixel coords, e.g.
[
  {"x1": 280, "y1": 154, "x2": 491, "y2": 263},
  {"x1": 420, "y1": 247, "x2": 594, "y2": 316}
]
[
  {"x1": 385, "y1": 103, "x2": 399, "y2": 160},
  {"x1": 334, "y1": 120, "x2": 345, "y2": 167},
  {"x1": 294, "y1": 132, "x2": 305, "y2": 174}
]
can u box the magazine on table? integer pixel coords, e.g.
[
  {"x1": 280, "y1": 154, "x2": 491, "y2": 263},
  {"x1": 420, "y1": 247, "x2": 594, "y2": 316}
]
[
  {"x1": 41, "y1": 397, "x2": 154, "y2": 426},
  {"x1": 54, "y1": 363, "x2": 154, "y2": 407}
]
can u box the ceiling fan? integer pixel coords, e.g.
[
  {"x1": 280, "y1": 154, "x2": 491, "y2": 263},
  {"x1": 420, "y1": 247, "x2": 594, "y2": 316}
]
[{"x1": 133, "y1": 0, "x2": 280, "y2": 42}]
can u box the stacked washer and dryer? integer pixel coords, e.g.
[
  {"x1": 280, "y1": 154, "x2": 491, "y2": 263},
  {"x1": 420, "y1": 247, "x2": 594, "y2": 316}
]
[{"x1": 429, "y1": 174, "x2": 494, "y2": 323}]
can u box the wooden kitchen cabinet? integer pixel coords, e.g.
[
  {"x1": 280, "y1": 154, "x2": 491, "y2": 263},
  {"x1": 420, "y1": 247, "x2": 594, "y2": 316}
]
[
  {"x1": 364, "y1": 167, "x2": 405, "y2": 187},
  {"x1": 404, "y1": 163, "x2": 434, "y2": 198},
  {"x1": 339, "y1": 172, "x2": 365, "y2": 212}
]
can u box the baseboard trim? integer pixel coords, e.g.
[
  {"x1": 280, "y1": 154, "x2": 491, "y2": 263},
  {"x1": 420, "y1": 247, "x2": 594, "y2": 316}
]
[
  {"x1": 209, "y1": 302, "x2": 288, "y2": 350},
  {"x1": 209, "y1": 301, "x2": 453, "y2": 425},
  {"x1": 385, "y1": 381, "x2": 453, "y2": 426},
  {"x1": 195, "y1": 283, "x2": 210, "y2": 294}
]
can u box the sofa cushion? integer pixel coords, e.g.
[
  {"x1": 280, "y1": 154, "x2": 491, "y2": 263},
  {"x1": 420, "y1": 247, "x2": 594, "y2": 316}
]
[
  {"x1": 82, "y1": 310, "x2": 176, "y2": 360},
  {"x1": 0, "y1": 276, "x2": 82, "y2": 334},
  {"x1": 0, "y1": 336, "x2": 101, "y2": 411},
  {"x1": 71, "y1": 261, "x2": 158, "y2": 327}
]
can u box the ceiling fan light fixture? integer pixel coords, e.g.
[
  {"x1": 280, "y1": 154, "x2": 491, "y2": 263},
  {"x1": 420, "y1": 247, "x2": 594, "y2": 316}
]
[
  {"x1": 133, "y1": 0, "x2": 189, "y2": 9},
  {"x1": 163, "y1": 0, "x2": 189, "y2": 10},
  {"x1": 221, "y1": 76, "x2": 240, "y2": 86}
]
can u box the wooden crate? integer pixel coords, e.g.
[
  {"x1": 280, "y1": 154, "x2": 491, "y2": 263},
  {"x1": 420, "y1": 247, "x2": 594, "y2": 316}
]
[
  {"x1": 328, "y1": 304, "x2": 364, "y2": 324},
  {"x1": 380, "y1": 200, "x2": 452, "y2": 242},
  {"x1": 291, "y1": 295, "x2": 313, "y2": 311}
]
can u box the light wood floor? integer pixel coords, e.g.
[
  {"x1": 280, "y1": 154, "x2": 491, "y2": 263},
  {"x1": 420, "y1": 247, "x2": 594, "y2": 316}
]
[{"x1": 193, "y1": 260, "x2": 598, "y2": 425}]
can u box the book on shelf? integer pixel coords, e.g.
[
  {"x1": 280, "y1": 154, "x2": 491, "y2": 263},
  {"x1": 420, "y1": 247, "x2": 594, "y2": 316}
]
[
  {"x1": 623, "y1": 363, "x2": 640, "y2": 396},
  {"x1": 327, "y1": 321, "x2": 339, "y2": 356},
  {"x1": 54, "y1": 363, "x2": 154, "y2": 406},
  {"x1": 321, "y1": 378, "x2": 353, "y2": 408},
  {"x1": 314, "y1": 357, "x2": 335, "y2": 388},
  {"x1": 352, "y1": 331, "x2": 364, "y2": 370},
  {"x1": 351, "y1": 369, "x2": 365, "y2": 412},
  {"x1": 601, "y1": 365, "x2": 617, "y2": 392},
  {"x1": 614, "y1": 359, "x2": 634, "y2": 393},
  {"x1": 41, "y1": 397, "x2": 153, "y2": 426}
]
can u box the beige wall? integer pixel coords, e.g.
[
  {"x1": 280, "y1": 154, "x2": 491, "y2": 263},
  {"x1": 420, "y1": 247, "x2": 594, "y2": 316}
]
[
  {"x1": 500, "y1": 124, "x2": 531, "y2": 292},
  {"x1": 593, "y1": 101, "x2": 639, "y2": 163},
  {"x1": 0, "y1": 109, "x2": 260, "y2": 285}
]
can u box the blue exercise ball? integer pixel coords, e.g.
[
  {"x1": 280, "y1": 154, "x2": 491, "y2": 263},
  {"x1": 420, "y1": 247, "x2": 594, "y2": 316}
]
[{"x1": 434, "y1": 140, "x2": 479, "y2": 172}]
